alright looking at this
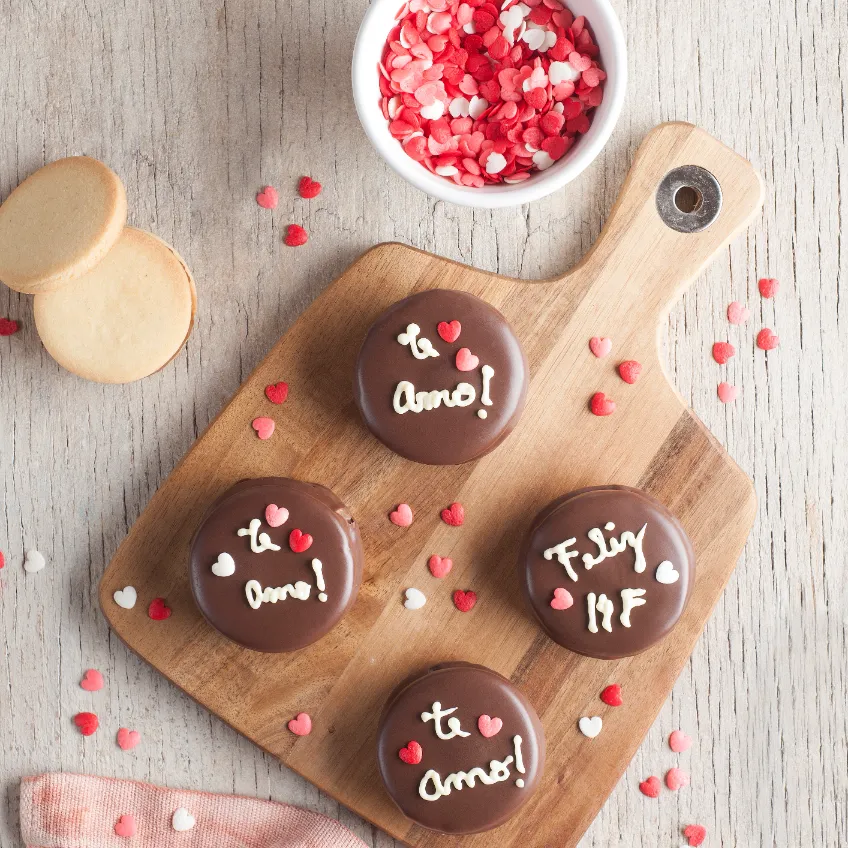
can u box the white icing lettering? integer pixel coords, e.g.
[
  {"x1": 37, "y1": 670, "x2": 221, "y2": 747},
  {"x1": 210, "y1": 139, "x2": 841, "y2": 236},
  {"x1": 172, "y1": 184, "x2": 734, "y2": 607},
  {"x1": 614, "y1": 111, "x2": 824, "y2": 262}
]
[
  {"x1": 581, "y1": 522, "x2": 647, "y2": 573},
  {"x1": 421, "y1": 701, "x2": 470, "y2": 740},
  {"x1": 596, "y1": 593, "x2": 614, "y2": 632},
  {"x1": 245, "y1": 578, "x2": 311, "y2": 609},
  {"x1": 544, "y1": 538, "x2": 580, "y2": 582},
  {"x1": 480, "y1": 364, "x2": 494, "y2": 405},
  {"x1": 393, "y1": 380, "x2": 476, "y2": 414},
  {"x1": 620, "y1": 588, "x2": 647, "y2": 627},
  {"x1": 513, "y1": 735, "x2": 525, "y2": 774},
  {"x1": 312, "y1": 558, "x2": 328, "y2": 602},
  {"x1": 587, "y1": 592, "x2": 598, "y2": 633},
  {"x1": 237, "y1": 518, "x2": 281, "y2": 553},
  {"x1": 418, "y1": 756, "x2": 515, "y2": 801},
  {"x1": 397, "y1": 323, "x2": 439, "y2": 359}
]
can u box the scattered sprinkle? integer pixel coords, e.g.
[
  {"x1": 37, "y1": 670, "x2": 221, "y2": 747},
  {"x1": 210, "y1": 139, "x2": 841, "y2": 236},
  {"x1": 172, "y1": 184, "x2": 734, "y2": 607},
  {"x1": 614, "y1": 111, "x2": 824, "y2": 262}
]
[
  {"x1": 23, "y1": 550, "x2": 46, "y2": 573},
  {"x1": 390, "y1": 503, "x2": 414, "y2": 527},
  {"x1": 113, "y1": 586, "x2": 138, "y2": 609},
  {"x1": 618, "y1": 360, "x2": 642, "y2": 384},
  {"x1": 289, "y1": 529, "x2": 314, "y2": 553},
  {"x1": 669, "y1": 729, "x2": 692, "y2": 753},
  {"x1": 428, "y1": 554, "x2": 453, "y2": 578},
  {"x1": 80, "y1": 669, "x2": 104, "y2": 692},
  {"x1": 455, "y1": 347, "x2": 480, "y2": 371},
  {"x1": 256, "y1": 186, "x2": 279, "y2": 209},
  {"x1": 73, "y1": 712, "x2": 99, "y2": 736},
  {"x1": 757, "y1": 327, "x2": 779, "y2": 350},
  {"x1": 441, "y1": 502, "x2": 465, "y2": 526},
  {"x1": 284, "y1": 224, "x2": 309, "y2": 247},
  {"x1": 404, "y1": 587, "x2": 428, "y2": 609},
  {"x1": 589, "y1": 336, "x2": 612, "y2": 358},
  {"x1": 399, "y1": 740, "x2": 423, "y2": 764},
  {"x1": 590, "y1": 392, "x2": 615, "y2": 416},
  {"x1": 712, "y1": 342, "x2": 735, "y2": 364},
  {"x1": 717, "y1": 382, "x2": 738, "y2": 403},
  {"x1": 252, "y1": 416, "x2": 275, "y2": 440},
  {"x1": 437, "y1": 320, "x2": 462, "y2": 342},
  {"x1": 726, "y1": 301, "x2": 750, "y2": 324},
  {"x1": 578, "y1": 715, "x2": 602, "y2": 738},
  {"x1": 758, "y1": 277, "x2": 779, "y2": 298},
  {"x1": 639, "y1": 775, "x2": 661, "y2": 798},
  {"x1": 265, "y1": 504, "x2": 289, "y2": 527},
  {"x1": 683, "y1": 824, "x2": 707, "y2": 846},
  {"x1": 665, "y1": 766, "x2": 690, "y2": 791},
  {"x1": 172, "y1": 808, "x2": 196, "y2": 832},
  {"x1": 600, "y1": 684, "x2": 622, "y2": 706},
  {"x1": 453, "y1": 589, "x2": 477, "y2": 612},
  {"x1": 288, "y1": 712, "x2": 313, "y2": 736},
  {"x1": 477, "y1": 714, "x2": 503, "y2": 737},
  {"x1": 148, "y1": 598, "x2": 172, "y2": 620},
  {"x1": 114, "y1": 815, "x2": 137, "y2": 838},
  {"x1": 0, "y1": 550, "x2": 4, "y2": 569},
  {"x1": 550, "y1": 587, "x2": 573, "y2": 609},
  {"x1": 117, "y1": 728, "x2": 141, "y2": 751},
  {"x1": 0, "y1": 317, "x2": 20, "y2": 336},
  {"x1": 265, "y1": 382, "x2": 289, "y2": 404},
  {"x1": 298, "y1": 176, "x2": 322, "y2": 199}
]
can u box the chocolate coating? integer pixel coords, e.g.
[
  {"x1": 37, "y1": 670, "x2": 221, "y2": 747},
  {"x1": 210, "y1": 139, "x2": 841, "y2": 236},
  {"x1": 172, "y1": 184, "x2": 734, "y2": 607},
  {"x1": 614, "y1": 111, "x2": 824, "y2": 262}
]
[
  {"x1": 353, "y1": 289, "x2": 529, "y2": 465},
  {"x1": 377, "y1": 662, "x2": 545, "y2": 834},
  {"x1": 521, "y1": 486, "x2": 695, "y2": 659},
  {"x1": 189, "y1": 478, "x2": 363, "y2": 653}
]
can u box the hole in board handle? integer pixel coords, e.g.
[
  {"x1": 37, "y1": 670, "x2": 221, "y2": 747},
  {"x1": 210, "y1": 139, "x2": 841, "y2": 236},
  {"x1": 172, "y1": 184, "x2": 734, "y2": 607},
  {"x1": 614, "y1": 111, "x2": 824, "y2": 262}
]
[{"x1": 656, "y1": 166, "x2": 722, "y2": 233}]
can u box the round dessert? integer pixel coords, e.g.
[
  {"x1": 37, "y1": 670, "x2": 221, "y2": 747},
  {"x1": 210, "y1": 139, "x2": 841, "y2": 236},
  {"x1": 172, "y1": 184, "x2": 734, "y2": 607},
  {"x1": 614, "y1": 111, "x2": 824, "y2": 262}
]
[
  {"x1": 353, "y1": 289, "x2": 528, "y2": 465},
  {"x1": 520, "y1": 485, "x2": 695, "y2": 659},
  {"x1": 189, "y1": 478, "x2": 363, "y2": 653},
  {"x1": 377, "y1": 662, "x2": 544, "y2": 834}
]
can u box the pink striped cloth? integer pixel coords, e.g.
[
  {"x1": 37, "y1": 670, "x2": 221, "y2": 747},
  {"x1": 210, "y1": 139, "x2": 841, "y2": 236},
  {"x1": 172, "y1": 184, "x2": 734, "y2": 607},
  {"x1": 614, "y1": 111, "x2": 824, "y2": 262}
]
[{"x1": 20, "y1": 773, "x2": 369, "y2": 848}]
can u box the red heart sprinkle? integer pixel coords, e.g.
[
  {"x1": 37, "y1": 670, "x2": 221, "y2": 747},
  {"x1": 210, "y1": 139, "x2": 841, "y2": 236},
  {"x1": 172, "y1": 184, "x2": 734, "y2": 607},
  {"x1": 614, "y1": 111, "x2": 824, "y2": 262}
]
[
  {"x1": 0, "y1": 318, "x2": 19, "y2": 336},
  {"x1": 590, "y1": 392, "x2": 615, "y2": 416},
  {"x1": 0, "y1": 550, "x2": 5, "y2": 569},
  {"x1": 757, "y1": 327, "x2": 779, "y2": 350},
  {"x1": 665, "y1": 767, "x2": 690, "y2": 791},
  {"x1": 284, "y1": 224, "x2": 308, "y2": 247},
  {"x1": 73, "y1": 712, "x2": 99, "y2": 736},
  {"x1": 114, "y1": 814, "x2": 137, "y2": 838},
  {"x1": 684, "y1": 824, "x2": 707, "y2": 846},
  {"x1": 618, "y1": 360, "x2": 642, "y2": 384},
  {"x1": 390, "y1": 503, "x2": 414, "y2": 527},
  {"x1": 453, "y1": 589, "x2": 477, "y2": 612},
  {"x1": 639, "y1": 776, "x2": 661, "y2": 798},
  {"x1": 440, "y1": 502, "x2": 465, "y2": 526},
  {"x1": 265, "y1": 382, "x2": 289, "y2": 404},
  {"x1": 428, "y1": 555, "x2": 453, "y2": 578},
  {"x1": 712, "y1": 341, "x2": 735, "y2": 364},
  {"x1": 669, "y1": 729, "x2": 692, "y2": 753},
  {"x1": 80, "y1": 669, "x2": 104, "y2": 692},
  {"x1": 588, "y1": 336, "x2": 612, "y2": 358},
  {"x1": 437, "y1": 320, "x2": 461, "y2": 343},
  {"x1": 717, "y1": 382, "x2": 738, "y2": 403},
  {"x1": 289, "y1": 529, "x2": 313, "y2": 553},
  {"x1": 600, "y1": 684, "x2": 622, "y2": 706},
  {"x1": 550, "y1": 587, "x2": 573, "y2": 610},
  {"x1": 455, "y1": 347, "x2": 479, "y2": 371},
  {"x1": 298, "y1": 176, "x2": 322, "y2": 199},
  {"x1": 287, "y1": 712, "x2": 312, "y2": 736},
  {"x1": 148, "y1": 598, "x2": 172, "y2": 620},
  {"x1": 727, "y1": 301, "x2": 750, "y2": 324},
  {"x1": 117, "y1": 728, "x2": 141, "y2": 751},
  {"x1": 256, "y1": 185, "x2": 279, "y2": 209},
  {"x1": 252, "y1": 417, "x2": 275, "y2": 440},
  {"x1": 758, "y1": 277, "x2": 779, "y2": 298},
  {"x1": 398, "y1": 740, "x2": 423, "y2": 764}
]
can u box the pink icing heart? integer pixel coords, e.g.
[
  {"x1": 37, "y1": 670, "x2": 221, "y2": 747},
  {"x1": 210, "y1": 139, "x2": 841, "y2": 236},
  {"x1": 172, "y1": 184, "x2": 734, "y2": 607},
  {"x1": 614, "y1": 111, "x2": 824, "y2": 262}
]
[
  {"x1": 455, "y1": 347, "x2": 479, "y2": 371},
  {"x1": 665, "y1": 766, "x2": 690, "y2": 791},
  {"x1": 252, "y1": 417, "x2": 275, "y2": 440},
  {"x1": 265, "y1": 504, "x2": 289, "y2": 527},
  {"x1": 589, "y1": 336, "x2": 612, "y2": 358},
  {"x1": 727, "y1": 301, "x2": 750, "y2": 324},
  {"x1": 117, "y1": 728, "x2": 141, "y2": 751},
  {"x1": 256, "y1": 186, "x2": 278, "y2": 209},
  {"x1": 114, "y1": 814, "x2": 137, "y2": 838},
  {"x1": 669, "y1": 729, "x2": 692, "y2": 753},
  {"x1": 428, "y1": 555, "x2": 453, "y2": 578},
  {"x1": 550, "y1": 587, "x2": 574, "y2": 610},
  {"x1": 477, "y1": 714, "x2": 503, "y2": 738},
  {"x1": 568, "y1": 51, "x2": 592, "y2": 72},
  {"x1": 717, "y1": 382, "x2": 738, "y2": 403},
  {"x1": 80, "y1": 669, "x2": 104, "y2": 692},
  {"x1": 288, "y1": 712, "x2": 312, "y2": 736},
  {"x1": 390, "y1": 503, "x2": 414, "y2": 527}
]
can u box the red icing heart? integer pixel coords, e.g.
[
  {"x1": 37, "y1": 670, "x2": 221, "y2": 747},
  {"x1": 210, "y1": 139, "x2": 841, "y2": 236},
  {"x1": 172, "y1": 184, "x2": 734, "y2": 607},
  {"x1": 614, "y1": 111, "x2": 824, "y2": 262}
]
[
  {"x1": 73, "y1": 712, "x2": 99, "y2": 736},
  {"x1": 148, "y1": 598, "x2": 172, "y2": 620},
  {"x1": 600, "y1": 684, "x2": 622, "y2": 706},
  {"x1": 0, "y1": 317, "x2": 19, "y2": 336},
  {"x1": 727, "y1": 301, "x2": 750, "y2": 324},
  {"x1": 437, "y1": 320, "x2": 461, "y2": 343},
  {"x1": 288, "y1": 712, "x2": 312, "y2": 736},
  {"x1": 80, "y1": 669, "x2": 104, "y2": 692},
  {"x1": 428, "y1": 555, "x2": 453, "y2": 578},
  {"x1": 758, "y1": 277, "x2": 779, "y2": 298},
  {"x1": 390, "y1": 503, "x2": 414, "y2": 527},
  {"x1": 284, "y1": 224, "x2": 308, "y2": 247},
  {"x1": 256, "y1": 185, "x2": 278, "y2": 209},
  {"x1": 712, "y1": 341, "x2": 735, "y2": 364},
  {"x1": 117, "y1": 728, "x2": 141, "y2": 751},
  {"x1": 455, "y1": 347, "x2": 479, "y2": 371},
  {"x1": 665, "y1": 767, "x2": 690, "y2": 791},
  {"x1": 618, "y1": 360, "x2": 642, "y2": 384},
  {"x1": 289, "y1": 529, "x2": 313, "y2": 553},
  {"x1": 590, "y1": 392, "x2": 615, "y2": 416},
  {"x1": 0, "y1": 551, "x2": 4, "y2": 569},
  {"x1": 114, "y1": 814, "x2": 137, "y2": 838},
  {"x1": 252, "y1": 417, "x2": 275, "y2": 440},
  {"x1": 669, "y1": 729, "x2": 692, "y2": 753},
  {"x1": 453, "y1": 589, "x2": 477, "y2": 612},
  {"x1": 265, "y1": 382, "x2": 289, "y2": 404},
  {"x1": 757, "y1": 327, "x2": 779, "y2": 350},
  {"x1": 639, "y1": 776, "x2": 661, "y2": 798},
  {"x1": 684, "y1": 824, "x2": 707, "y2": 846},
  {"x1": 298, "y1": 176, "x2": 322, "y2": 199},
  {"x1": 398, "y1": 740, "x2": 423, "y2": 764},
  {"x1": 589, "y1": 336, "x2": 612, "y2": 358},
  {"x1": 477, "y1": 714, "x2": 503, "y2": 737},
  {"x1": 550, "y1": 587, "x2": 573, "y2": 610},
  {"x1": 440, "y1": 502, "x2": 465, "y2": 526}
]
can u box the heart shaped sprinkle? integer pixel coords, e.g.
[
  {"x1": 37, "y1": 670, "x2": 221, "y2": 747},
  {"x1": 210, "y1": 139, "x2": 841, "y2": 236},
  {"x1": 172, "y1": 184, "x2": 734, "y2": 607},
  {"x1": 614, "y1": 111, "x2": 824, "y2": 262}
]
[
  {"x1": 0, "y1": 317, "x2": 19, "y2": 336},
  {"x1": 600, "y1": 684, "x2": 622, "y2": 707},
  {"x1": 265, "y1": 504, "x2": 289, "y2": 527},
  {"x1": 117, "y1": 728, "x2": 141, "y2": 751},
  {"x1": 578, "y1": 715, "x2": 602, "y2": 738},
  {"x1": 684, "y1": 824, "x2": 707, "y2": 846},
  {"x1": 148, "y1": 598, "x2": 172, "y2": 621},
  {"x1": 477, "y1": 715, "x2": 503, "y2": 738},
  {"x1": 568, "y1": 51, "x2": 592, "y2": 72},
  {"x1": 264, "y1": 382, "x2": 289, "y2": 404},
  {"x1": 437, "y1": 320, "x2": 461, "y2": 343},
  {"x1": 24, "y1": 550, "x2": 46, "y2": 573},
  {"x1": 655, "y1": 560, "x2": 680, "y2": 584},
  {"x1": 114, "y1": 814, "x2": 137, "y2": 838},
  {"x1": 618, "y1": 360, "x2": 642, "y2": 384},
  {"x1": 298, "y1": 176, "x2": 322, "y2": 199},
  {"x1": 0, "y1": 551, "x2": 4, "y2": 569},
  {"x1": 113, "y1": 586, "x2": 137, "y2": 610},
  {"x1": 727, "y1": 301, "x2": 750, "y2": 324},
  {"x1": 589, "y1": 336, "x2": 612, "y2": 358},
  {"x1": 80, "y1": 669, "x2": 104, "y2": 692},
  {"x1": 398, "y1": 740, "x2": 423, "y2": 764},
  {"x1": 256, "y1": 185, "x2": 279, "y2": 209},
  {"x1": 404, "y1": 587, "x2": 427, "y2": 610},
  {"x1": 289, "y1": 529, "x2": 313, "y2": 553},
  {"x1": 428, "y1": 555, "x2": 453, "y2": 578},
  {"x1": 665, "y1": 766, "x2": 690, "y2": 791},
  {"x1": 757, "y1": 327, "x2": 779, "y2": 350},
  {"x1": 590, "y1": 392, "x2": 616, "y2": 416},
  {"x1": 284, "y1": 224, "x2": 308, "y2": 247},
  {"x1": 440, "y1": 502, "x2": 465, "y2": 526},
  {"x1": 758, "y1": 277, "x2": 779, "y2": 298},
  {"x1": 211, "y1": 552, "x2": 236, "y2": 577},
  {"x1": 287, "y1": 712, "x2": 312, "y2": 736},
  {"x1": 453, "y1": 589, "x2": 477, "y2": 612},
  {"x1": 717, "y1": 382, "x2": 739, "y2": 403},
  {"x1": 390, "y1": 503, "x2": 414, "y2": 527},
  {"x1": 550, "y1": 587, "x2": 574, "y2": 610},
  {"x1": 639, "y1": 775, "x2": 661, "y2": 798},
  {"x1": 455, "y1": 347, "x2": 479, "y2": 371},
  {"x1": 73, "y1": 712, "x2": 99, "y2": 736},
  {"x1": 252, "y1": 417, "x2": 275, "y2": 440},
  {"x1": 712, "y1": 341, "x2": 735, "y2": 364},
  {"x1": 669, "y1": 729, "x2": 692, "y2": 753},
  {"x1": 172, "y1": 808, "x2": 196, "y2": 832}
]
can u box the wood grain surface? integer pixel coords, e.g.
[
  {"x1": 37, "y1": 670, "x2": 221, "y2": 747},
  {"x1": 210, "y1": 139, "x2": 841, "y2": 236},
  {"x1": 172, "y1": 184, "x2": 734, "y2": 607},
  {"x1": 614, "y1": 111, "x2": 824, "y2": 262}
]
[{"x1": 0, "y1": 1, "x2": 845, "y2": 847}]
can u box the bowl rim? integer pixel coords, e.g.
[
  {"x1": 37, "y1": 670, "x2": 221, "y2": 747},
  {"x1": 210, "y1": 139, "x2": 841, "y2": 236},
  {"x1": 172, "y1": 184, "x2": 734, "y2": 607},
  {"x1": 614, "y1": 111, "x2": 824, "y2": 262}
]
[{"x1": 352, "y1": 0, "x2": 628, "y2": 209}]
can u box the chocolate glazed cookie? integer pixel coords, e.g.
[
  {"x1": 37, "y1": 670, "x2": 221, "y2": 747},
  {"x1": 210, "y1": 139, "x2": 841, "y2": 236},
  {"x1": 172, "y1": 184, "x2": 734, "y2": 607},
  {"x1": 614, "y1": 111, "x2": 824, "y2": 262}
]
[
  {"x1": 189, "y1": 478, "x2": 363, "y2": 652},
  {"x1": 377, "y1": 662, "x2": 545, "y2": 834},
  {"x1": 353, "y1": 289, "x2": 529, "y2": 465},
  {"x1": 520, "y1": 486, "x2": 695, "y2": 659}
]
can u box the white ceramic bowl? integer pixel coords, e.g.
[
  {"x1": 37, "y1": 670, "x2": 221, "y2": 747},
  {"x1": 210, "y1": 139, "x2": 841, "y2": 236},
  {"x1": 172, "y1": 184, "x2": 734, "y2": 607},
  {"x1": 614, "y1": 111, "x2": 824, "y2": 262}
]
[{"x1": 352, "y1": 0, "x2": 627, "y2": 208}]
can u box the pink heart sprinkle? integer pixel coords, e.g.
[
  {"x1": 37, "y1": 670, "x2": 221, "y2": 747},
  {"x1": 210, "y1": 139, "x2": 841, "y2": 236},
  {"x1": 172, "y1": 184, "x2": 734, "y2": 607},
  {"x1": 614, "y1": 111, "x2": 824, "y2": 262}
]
[
  {"x1": 117, "y1": 728, "x2": 141, "y2": 751},
  {"x1": 256, "y1": 186, "x2": 278, "y2": 210},
  {"x1": 757, "y1": 327, "x2": 779, "y2": 350},
  {"x1": 390, "y1": 503, "x2": 414, "y2": 527},
  {"x1": 727, "y1": 301, "x2": 750, "y2": 324},
  {"x1": 589, "y1": 336, "x2": 612, "y2": 358},
  {"x1": 80, "y1": 669, "x2": 104, "y2": 692},
  {"x1": 252, "y1": 417, "x2": 275, "y2": 440},
  {"x1": 717, "y1": 382, "x2": 738, "y2": 403},
  {"x1": 428, "y1": 555, "x2": 453, "y2": 578},
  {"x1": 665, "y1": 767, "x2": 690, "y2": 791},
  {"x1": 669, "y1": 729, "x2": 692, "y2": 753},
  {"x1": 265, "y1": 504, "x2": 289, "y2": 527},
  {"x1": 550, "y1": 587, "x2": 574, "y2": 610},
  {"x1": 455, "y1": 347, "x2": 479, "y2": 372},
  {"x1": 288, "y1": 712, "x2": 312, "y2": 736},
  {"x1": 114, "y1": 815, "x2": 137, "y2": 838},
  {"x1": 477, "y1": 714, "x2": 503, "y2": 738}
]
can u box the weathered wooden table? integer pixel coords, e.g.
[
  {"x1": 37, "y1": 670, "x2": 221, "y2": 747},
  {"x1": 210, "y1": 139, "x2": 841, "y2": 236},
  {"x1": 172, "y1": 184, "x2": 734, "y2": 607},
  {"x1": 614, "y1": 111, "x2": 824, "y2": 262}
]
[{"x1": 0, "y1": 1, "x2": 845, "y2": 845}]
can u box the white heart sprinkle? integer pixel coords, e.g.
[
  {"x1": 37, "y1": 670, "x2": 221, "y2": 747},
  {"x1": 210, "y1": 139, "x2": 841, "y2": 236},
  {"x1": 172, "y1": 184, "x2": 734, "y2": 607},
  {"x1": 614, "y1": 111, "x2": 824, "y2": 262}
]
[
  {"x1": 113, "y1": 586, "x2": 137, "y2": 610},
  {"x1": 388, "y1": 96, "x2": 400, "y2": 119},
  {"x1": 468, "y1": 96, "x2": 488, "y2": 119},
  {"x1": 463, "y1": 20, "x2": 476, "y2": 33},
  {"x1": 404, "y1": 588, "x2": 427, "y2": 610},
  {"x1": 435, "y1": 165, "x2": 459, "y2": 177},
  {"x1": 24, "y1": 550, "x2": 46, "y2": 573},
  {"x1": 540, "y1": 30, "x2": 557, "y2": 52},
  {"x1": 578, "y1": 716, "x2": 603, "y2": 738},
  {"x1": 532, "y1": 150, "x2": 555, "y2": 170},
  {"x1": 549, "y1": 61, "x2": 581, "y2": 85},
  {"x1": 655, "y1": 560, "x2": 680, "y2": 584},
  {"x1": 420, "y1": 99, "x2": 445, "y2": 120},
  {"x1": 171, "y1": 807, "x2": 196, "y2": 832},
  {"x1": 211, "y1": 552, "x2": 236, "y2": 577},
  {"x1": 485, "y1": 153, "x2": 507, "y2": 175},
  {"x1": 449, "y1": 96, "x2": 470, "y2": 118},
  {"x1": 521, "y1": 27, "x2": 545, "y2": 50}
]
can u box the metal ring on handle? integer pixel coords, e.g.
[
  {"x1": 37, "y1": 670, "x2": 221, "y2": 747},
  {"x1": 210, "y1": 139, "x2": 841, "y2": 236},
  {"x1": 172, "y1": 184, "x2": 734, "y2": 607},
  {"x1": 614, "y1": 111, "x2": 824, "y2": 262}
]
[{"x1": 655, "y1": 165, "x2": 722, "y2": 233}]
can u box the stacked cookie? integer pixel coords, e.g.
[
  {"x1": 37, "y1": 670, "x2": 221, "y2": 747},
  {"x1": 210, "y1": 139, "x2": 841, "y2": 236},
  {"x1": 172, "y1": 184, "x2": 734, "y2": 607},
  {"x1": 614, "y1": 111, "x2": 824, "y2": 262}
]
[{"x1": 0, "y1": 157, "x2": 196, "y2": 383}]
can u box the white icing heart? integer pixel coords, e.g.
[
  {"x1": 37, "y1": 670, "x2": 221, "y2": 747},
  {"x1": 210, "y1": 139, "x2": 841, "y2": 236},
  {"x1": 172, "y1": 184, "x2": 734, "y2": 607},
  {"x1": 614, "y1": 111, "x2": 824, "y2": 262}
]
[
  {"x1": 655, "y1": 560, "x2": 680, "y2": 584},
  {"x1": 578, "y1": 716, "x2": 603, "y2": 738},
  {"x1": 171, "y1": 807, "x2": 196, "y2": 832},
  {"x1": 404, "y1": 588, "x2": 427, "y2": 610},
  {"x1": 24, "y1": 550, "x2": 46, "y2": 573},
  {"x1": 211, "y1": 552, "x2": 236, "y2": 577},
  {"x1": 113, "y1": 586, "x2": 137, "y2": 609}
]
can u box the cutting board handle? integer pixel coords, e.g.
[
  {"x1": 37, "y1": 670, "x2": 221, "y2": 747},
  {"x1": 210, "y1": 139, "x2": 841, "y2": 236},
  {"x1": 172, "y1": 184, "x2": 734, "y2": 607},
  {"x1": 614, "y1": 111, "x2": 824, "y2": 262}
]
[{"x1": 562, "y1": 122, "x2": 764, "y2": 328}]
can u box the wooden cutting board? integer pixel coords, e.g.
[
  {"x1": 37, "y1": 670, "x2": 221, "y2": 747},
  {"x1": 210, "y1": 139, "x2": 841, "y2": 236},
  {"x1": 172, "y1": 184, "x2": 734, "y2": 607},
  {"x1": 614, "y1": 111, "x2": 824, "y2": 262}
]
[{"x1": 100, "y1": 122, "x2": 763, "y2": 847}]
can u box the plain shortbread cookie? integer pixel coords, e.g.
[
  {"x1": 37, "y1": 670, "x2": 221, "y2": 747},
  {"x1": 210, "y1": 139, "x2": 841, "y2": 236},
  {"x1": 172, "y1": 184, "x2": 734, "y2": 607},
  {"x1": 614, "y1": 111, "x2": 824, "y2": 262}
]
[{"x1": 34, "y1": 227, "x2": 196, "y2": 383}]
